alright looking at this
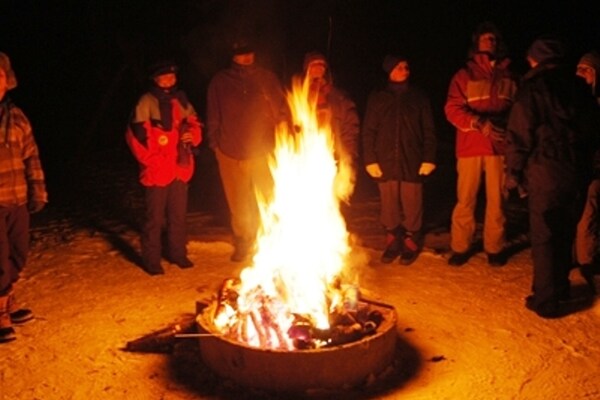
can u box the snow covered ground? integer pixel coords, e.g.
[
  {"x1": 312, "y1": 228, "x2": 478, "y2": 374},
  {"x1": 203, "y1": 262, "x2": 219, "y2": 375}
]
[{"x1": 2, "y1": 149, "x2": 600, "y2": 399}]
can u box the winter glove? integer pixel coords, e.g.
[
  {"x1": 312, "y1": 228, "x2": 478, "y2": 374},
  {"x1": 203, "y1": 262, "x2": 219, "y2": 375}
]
[
  {"x1": 366, "y1": 163, "x2": 383, "y2": 178},
  {"x1": 503, "y1": 175, "x2": 527, "y2": 200},
  {"x1": 28, "y1": 200, "x2": 45, "y2": 214},
  {"x1": 418, "y1": 162, "x2": 436, "y2": 176},
  {"x1": 480, "y1": 120, "x2": 494, "y2": 137},
  {"x1": 180, "y1": 131, "x2": 194, "y2": 144}
]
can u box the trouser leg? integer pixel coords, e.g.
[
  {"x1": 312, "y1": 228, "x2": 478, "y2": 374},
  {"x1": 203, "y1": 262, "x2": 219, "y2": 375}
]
[
  {"x1": 166, "y1": 180, "x2": 188, "y2": 260},
  {"x1": 483, "y1": 155, "x2": 506, "y2": 254},
  {"x1": 0, "y1": 205, "x2": 29, "y2": 295},
  {"x1": 399, "y1": 181, "x2": 423, "y2": 234},
  {"x1": 378, "y1": 180, "x2": 401, "y2": 231},
  {"x1": 451, "y1": 157, "x2": 482, "y2": 253},
  {"x1": 142, "y1": 186, "x2": 167, "y2": 268},
  {"x1": 575, "y1": 179, "x2": 600, "y2": 265}
]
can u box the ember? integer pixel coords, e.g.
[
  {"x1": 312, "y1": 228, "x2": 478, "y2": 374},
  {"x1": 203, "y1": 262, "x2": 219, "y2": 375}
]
[{"x1": 210, "y1": 278, "x2": 384, "y2": 350}]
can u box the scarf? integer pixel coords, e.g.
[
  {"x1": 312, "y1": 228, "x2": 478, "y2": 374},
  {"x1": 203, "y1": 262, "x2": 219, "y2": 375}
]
[{"x1": 149, "y1": 85, "x2": 189, "y2": 131}]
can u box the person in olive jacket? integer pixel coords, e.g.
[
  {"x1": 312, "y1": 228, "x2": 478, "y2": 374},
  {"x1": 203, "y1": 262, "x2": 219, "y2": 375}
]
[{"x1": 362, "y1": 55, "x2": 437, "y2": 265}]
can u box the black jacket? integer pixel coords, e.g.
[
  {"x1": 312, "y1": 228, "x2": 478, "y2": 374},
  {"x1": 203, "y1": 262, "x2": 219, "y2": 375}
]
[
  {"x1": 362, "y1": 83, "x2": 437, "y2": 182},
  {"x1": 506, "y1": 63, "x2": 600, "y2": 194}
]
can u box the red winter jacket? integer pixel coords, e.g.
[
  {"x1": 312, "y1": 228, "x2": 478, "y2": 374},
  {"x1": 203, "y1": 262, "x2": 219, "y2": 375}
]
[
  {"x1": 126, "y1": 88, "x2": 202, "y2": 186},
  {"x1": 445, "y1": 53, "x2": 518, "y2": 158}
]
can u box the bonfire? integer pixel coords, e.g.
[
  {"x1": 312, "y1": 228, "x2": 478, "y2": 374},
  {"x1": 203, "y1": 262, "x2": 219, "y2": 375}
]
[{"x1": 210, "y1": 73, "x2": 372, "y2": 350}]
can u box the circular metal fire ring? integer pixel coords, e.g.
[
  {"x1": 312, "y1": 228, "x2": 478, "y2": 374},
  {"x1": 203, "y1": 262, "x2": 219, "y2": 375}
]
[{"x1": 196, "y1": 299, "x2": 398, "y2": 392}]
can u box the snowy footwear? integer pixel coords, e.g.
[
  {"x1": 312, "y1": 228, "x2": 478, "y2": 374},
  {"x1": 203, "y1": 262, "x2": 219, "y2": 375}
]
[
  {"x1": 0, "y1": 296, "x2": 16, "y2": 343},
  {"x1": 448, "y1": 251, "x2": 471, "y2": 266},
  {"x1": 487, "y1": 251, "x2": 507, "y2": 267},
  {"x1": 399, "y1": 233, "x2": 419, "y2": 266},
  {"x1": 144, "y1": 263, "x2": 165, "y2": 276},
  {"x1": 525, "y1": 295, "x2": 560, "y2": 319},
  {"x1": 580, "y1": 264, "x2": 599, "y2": 295},
  {"x1": 8, "y1": 292, "x2": 33, "y2": 324},
  {"x1": 381, "y1": 233, "x2": 402, "y2": 264},
  {"x1": 171, "y1": 257, "x2": 194, "y2": 269},
  {"x1": 231, "y1": 240, "x2": 253, "y2": 262}
]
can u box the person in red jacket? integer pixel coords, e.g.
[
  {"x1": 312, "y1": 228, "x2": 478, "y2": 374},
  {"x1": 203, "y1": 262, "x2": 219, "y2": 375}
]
[
  {"x1": 444, "y1": 21, "x2": 518, "y2": 267},
  {"x1": 126, "y1": 60, "x2": 202, "y2": 275}
]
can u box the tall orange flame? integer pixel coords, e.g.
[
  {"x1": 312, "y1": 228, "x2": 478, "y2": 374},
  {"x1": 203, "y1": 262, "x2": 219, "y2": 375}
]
[{"x1": 213, "y1": 74, "x2": 356, "y2": 350}]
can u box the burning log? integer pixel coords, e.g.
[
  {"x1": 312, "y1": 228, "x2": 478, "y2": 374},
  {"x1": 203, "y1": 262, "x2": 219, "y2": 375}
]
[
  {"x1": 249, "y1": 309, "x2": 268, "y2": 348},
  {"x1": 123, "y1": 315, "x2": 197, "y2": 353},
  {"x1": 214, "y1": 278, "x2": 240, "y2": 319}
]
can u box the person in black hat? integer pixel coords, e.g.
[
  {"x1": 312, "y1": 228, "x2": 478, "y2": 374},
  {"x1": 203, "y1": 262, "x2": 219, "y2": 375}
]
[
  {"x1": 206, "y1": 37, "x2": 286, "y2": 262},
  {"x1": 505, "y1": 36, "x2": 600, "y2": 317},
  {"x1": 0, "y1": 51, "x2": 47, "y2": 343},
  {"x1": 126, "y1": 60, "x2": 202, "y2": 275},
  {"x1": 362, "y1": 55, "x2": 437, "y2": 265}
]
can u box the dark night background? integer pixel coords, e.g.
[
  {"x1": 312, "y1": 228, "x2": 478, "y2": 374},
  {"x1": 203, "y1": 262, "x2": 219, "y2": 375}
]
[{"x1": 1, "y1": 0, "x2": 600, "y2": 217}]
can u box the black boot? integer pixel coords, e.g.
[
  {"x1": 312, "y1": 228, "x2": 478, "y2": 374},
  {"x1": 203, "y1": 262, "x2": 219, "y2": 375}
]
[
  {"x1": 381, "y1": 227, "x2": 404, "y2": 263},
  {"x1": 399, "y1": 231, "x2": 420, "y2": 266},
  {"x1": 8, "y1": 291, "x2": 34, "y2": 324},
  {"x1": 0, "y1": 296, "x2": 16, "y2": 343},
  {"x1": 580, "y1": 264, "x2": 599, "y2": 295}
]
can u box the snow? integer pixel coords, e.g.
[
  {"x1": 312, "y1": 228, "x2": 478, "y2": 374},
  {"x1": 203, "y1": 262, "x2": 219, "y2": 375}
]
[{"x1": 2, "y1": 149, "x2": 600, "y2": 400}]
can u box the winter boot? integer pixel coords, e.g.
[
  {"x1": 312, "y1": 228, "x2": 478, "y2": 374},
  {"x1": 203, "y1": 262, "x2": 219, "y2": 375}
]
[
  {"x1": 580, "y1": 263, "x2": 599, "y2": 295},
  {"x1": 8, "y1": 291, "x2": 34, "y2": 324},
  {"x1": 381, "y1": 228, "x2": 403, "y2": 263},
  {"x1": 231, "y1": 239, "x2": 253, "y2": 263},
  {"x1": 0, "y1": 296, "x2": 16, "y2": 343},
  {"x1": 399, "y1": 231, "x2": 420, "y2": 266}
]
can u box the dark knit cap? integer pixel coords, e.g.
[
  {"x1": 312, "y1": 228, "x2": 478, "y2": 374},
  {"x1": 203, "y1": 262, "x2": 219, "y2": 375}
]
[
  {"x1": 231, "y1": 37, "x2": 255, "y2": 55},
  {"x1": 527, "y1": 37, "x2": 566, "y2": 64},
  {"x1": 148, "y1": 60, "x2": 178, "y2": 78},
  {"x1": 471, "y1": 21, "x2": 502, "y2": 45},
  {"x1": 382, "y1": 55, "x2": 407, "y2": 74}
]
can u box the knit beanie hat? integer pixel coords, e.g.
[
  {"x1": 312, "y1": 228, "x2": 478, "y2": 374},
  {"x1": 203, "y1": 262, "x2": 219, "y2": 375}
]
[
  {"x1": 0, "y1": 52, "x2": 18, "y2": 90},
  {"x1": 579, "y1": 51, "x2": 600, "y2": 72},
  {"x1": 382, "y1": 55, "x2": 407, "y2": 74},
  {"x1": 231, "y1": 37, "x2": 255, "y2": 56},
  {"x1": 148, "y1": 60, "x2": 178, "y2": 78},
  {"x1": 303, "y1": 51, "x2": 328, "y2": 72},
  {"x1": 527, "y1": 37, "x2": 566, "y2": 64}
]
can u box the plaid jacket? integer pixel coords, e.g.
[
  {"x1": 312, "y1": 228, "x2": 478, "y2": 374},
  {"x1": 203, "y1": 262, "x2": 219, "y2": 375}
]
[{"x1": 0, "y1": 99, "x2": 47, "y2": 207}]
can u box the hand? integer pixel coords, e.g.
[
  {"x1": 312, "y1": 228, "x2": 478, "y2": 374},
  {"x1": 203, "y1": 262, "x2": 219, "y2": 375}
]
[
  {"x1": 503, "y1": 175, "x2": 526, "y2": 200},
  {"x1": 489, "y1": 130, "x2": 505, "y2": 143},
  {"x1": 505, "y1": 175, "x2": 519, "y2": 191},
  {"x1": 366, "y1": 163, "x2": 383, "y2": 178},
  {"x1": 180, "y1": 132, "x2": 193, "y2": 144},
  {"x1": 28, "y1": 200, "x2": 45, "y2": 214},
  {"x1": 480, "y1": 120, "x2": 494, "y2": 137},
  {"x1": 419, "y1": 162, "x2": 436, "y2": 176}
]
